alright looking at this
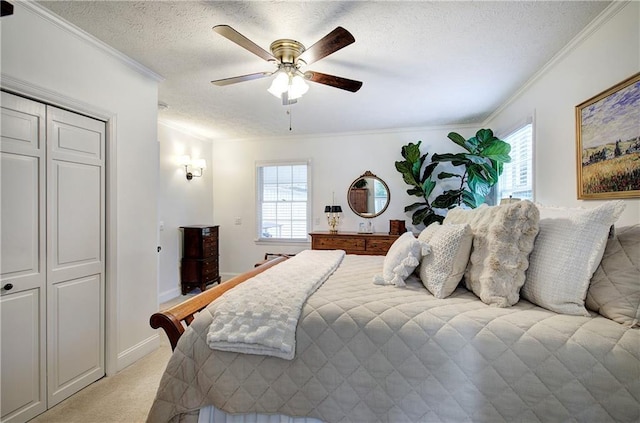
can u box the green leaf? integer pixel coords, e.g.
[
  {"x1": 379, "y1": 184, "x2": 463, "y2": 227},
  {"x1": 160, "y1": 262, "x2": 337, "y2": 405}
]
[
  {"x1": 412, "y1": 207, "x2": 432, "y2": 226},
  {"x1": 475, "y1": 128, "x2": 495, "y2": 144},
  {"x1": 467, "y1": 172, "x2": 491, "y2": 197},
  {"x1": 421, "y1": 162, "x2": 438, "y2": 182},
  {"x1": 481, "y1": 140, "x2": 511, "y2": 163},
  {"x1": 424, "y1": 213, "x2": 445, "y2": 227},
  {"x1": 462, "y1": 190, "x2": 486, "y2": 208},
  {"x1": 447, "y1": 132, "x2": 469, "y2": 151},
  {"x1": 432, "y1": 190, "x2": 463, "y2": 209},
  {"x1": 396, "y1": 161, "x2": 419, "y2": 186},
  {"x1": 402, "y1": 141, "x2": 422, "y2": 163},
  {"x1": 407, "y1": 187, "x2": 424, "y2": 197},
  {"x1": 404, "y1": 202, "x2": 428, "y2": 212},
  {"x1": 432, "y1": 153, "x2": 471, "y2": 167},
  {"x1": 437, "y1": 171, "x2": 461, "y2": 179},
  {"x1": 422, "y1": 178, "x2": 436, "y2": 198}
]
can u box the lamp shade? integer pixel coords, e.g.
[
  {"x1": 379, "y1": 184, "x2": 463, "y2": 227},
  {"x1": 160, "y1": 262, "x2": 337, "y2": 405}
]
[
  {"x1": 324, "y1": 206, "x2": 331, "y2": 213},
  {"x1": 331, "y1": 206, "x2": 342, "y2": 213}
]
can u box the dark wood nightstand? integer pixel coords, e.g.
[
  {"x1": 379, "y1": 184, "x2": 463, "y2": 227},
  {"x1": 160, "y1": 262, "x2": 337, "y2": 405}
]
[{"x1": 180, "y1": 225, "x2": 220, "y2": 294}]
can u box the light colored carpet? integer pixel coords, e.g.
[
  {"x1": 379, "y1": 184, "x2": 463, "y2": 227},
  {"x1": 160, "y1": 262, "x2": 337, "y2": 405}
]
[{"x1": 30, "y1": 295, "x2": 195, "y2": 423}]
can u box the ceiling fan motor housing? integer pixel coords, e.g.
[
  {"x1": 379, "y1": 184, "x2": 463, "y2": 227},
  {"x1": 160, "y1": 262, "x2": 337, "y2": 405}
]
[{"x1": 270, "y1": 39, "x2": 305, "y2": 64}]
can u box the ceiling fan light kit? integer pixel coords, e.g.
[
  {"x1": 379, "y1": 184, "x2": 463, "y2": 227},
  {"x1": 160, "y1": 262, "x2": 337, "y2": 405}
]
[{"x1": 211, "y1": 25, "x2": 362, "y2": 106}]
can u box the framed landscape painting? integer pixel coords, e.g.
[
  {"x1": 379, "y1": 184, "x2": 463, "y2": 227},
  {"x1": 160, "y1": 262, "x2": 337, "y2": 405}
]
[{"x1": 576, "y1": 72, "x2": 640, "y2": 199}]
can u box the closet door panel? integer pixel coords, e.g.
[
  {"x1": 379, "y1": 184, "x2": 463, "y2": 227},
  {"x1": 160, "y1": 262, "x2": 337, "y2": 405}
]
[
  {"x1": 47, "y1": 106, "x2": 105, "y2": 407},
  {"x1": 49, "y1": 161, "x2": 102, "y2": 281},
  {"x1": 0, "y1": 154, "x2": 41, "y2": 286},
  {"x1": 47, "y1": 275, "x2": 103, "y2": 402}
]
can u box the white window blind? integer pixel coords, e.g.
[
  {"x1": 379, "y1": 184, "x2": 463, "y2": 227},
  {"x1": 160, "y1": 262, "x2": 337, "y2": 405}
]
[
  {"x1": 498, "y1": 123, "x2": 533, "y2": 201},
  {"x1": 257, "y1": 161, "x2": 310, "y2": 241}
]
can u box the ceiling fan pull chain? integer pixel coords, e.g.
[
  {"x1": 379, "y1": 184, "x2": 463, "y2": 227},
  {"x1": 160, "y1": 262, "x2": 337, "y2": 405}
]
[{"x1": 288, "y1": 104, "x2": 292, "y2": 131}]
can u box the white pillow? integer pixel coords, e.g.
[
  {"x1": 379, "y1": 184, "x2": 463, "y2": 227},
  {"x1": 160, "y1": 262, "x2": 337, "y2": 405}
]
[
  {"x1": 444, "y1": 200, "x2": 540, "y2": 307},
  {"x1": 373, "y1": 231, "x2": 428, "y2": 287},
  {"x1": 417, "y1": 223, "x2": 473, "y2": 298},
  {"x1": 521, "y1": 201, "x2": 626, "y2": 316}
]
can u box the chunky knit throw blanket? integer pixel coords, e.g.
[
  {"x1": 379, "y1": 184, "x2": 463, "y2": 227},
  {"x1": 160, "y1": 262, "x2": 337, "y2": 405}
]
[{"x1": 206, "y1": 249, "x2": 345, "y2": 359}]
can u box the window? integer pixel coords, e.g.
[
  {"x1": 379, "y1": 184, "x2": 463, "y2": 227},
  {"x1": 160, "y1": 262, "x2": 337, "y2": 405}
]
[
  {"x1": 256, "y1": 161, "x2": 311, "y2": 242},
  {"x1": 497, "y1": 123, "x2": 533, "y2": 201}
]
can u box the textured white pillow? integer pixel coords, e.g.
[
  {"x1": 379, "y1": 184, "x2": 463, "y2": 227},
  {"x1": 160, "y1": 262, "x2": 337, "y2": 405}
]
[
  {"x1": 373, "y1": 231, "x2": 428, "y2": 287},
  {"x1": 417, "y1": 223, "x2": 473, "y2": 298},
  {"x1": 444, "y1": 201, "x2": 540, "y2": 307},
  {"x1": 521, "y1": 201, "x2": 626, "y2": 316}
]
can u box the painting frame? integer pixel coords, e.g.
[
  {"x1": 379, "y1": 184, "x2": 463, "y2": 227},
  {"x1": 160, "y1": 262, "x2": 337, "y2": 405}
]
[{"x1": 576, "y1": 72, "x2": 640, "y2": 199}]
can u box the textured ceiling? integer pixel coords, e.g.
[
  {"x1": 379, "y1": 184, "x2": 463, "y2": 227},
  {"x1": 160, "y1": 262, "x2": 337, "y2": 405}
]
[{"x1": 38, "y1": 1, "x2": 610, "y2": 141}]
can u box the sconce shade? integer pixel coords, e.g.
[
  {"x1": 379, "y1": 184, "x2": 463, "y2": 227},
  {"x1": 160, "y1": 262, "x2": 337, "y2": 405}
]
[
  {"x1": 193, "y1": 158, "x2": 207, "y2": 170},
  {"x1": 324, "y1": 206, "x2": 331, "y2": 213}
]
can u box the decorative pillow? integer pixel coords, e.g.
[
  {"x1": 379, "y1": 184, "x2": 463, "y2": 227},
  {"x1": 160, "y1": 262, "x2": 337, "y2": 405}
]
[
  {"x1": 585, "y1": 224, "x2": 639, "y2": 327},
  {"x1": 373, "y1": 231, "x2": 428, "y2": 287},
  {"x1": 521, "y1": 201, "x2": 626, "y2": 316},
  {"x1": 444, "y1": 200, "x2": 540, "y2": 307},
  {"x1": 417, "y1": 223, "x2": 473, "y2": 298}
]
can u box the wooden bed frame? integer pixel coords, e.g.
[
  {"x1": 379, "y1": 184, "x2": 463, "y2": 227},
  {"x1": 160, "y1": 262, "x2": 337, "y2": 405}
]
[{"x1": 150, "y1": 256, "x2": 289, "y2": 350}]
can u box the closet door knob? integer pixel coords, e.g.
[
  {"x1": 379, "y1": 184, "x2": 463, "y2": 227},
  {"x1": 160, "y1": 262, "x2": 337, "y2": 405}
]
[{"x1": 2, "y1": 283, "x2": 13, "y2": 291}]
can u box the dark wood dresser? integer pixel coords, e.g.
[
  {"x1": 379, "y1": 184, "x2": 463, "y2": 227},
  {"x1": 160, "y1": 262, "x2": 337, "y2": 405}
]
[
  {"x1": 309, "y1": 231, "x2": 399, "y2": 255},
  {"x1": 180, "y1": 225, "x2": 220, "y2": 295}
]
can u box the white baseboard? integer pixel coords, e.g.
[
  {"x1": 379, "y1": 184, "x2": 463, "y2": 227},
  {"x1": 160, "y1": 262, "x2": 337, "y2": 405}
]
[
  {"x1": 159, "y1": 286, "x2": 181, "y2": 304},
  {"x1": 116, "y1": 333, "x2": 160, "y2": 373}
]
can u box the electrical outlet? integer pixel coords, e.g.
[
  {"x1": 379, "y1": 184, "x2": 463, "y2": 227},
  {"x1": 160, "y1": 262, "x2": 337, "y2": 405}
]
[
  {"x1": 234, "y1": 217, "x2": 242, "y2": 225},
  {"x1": 159, "y1": 221, "x2": 164, "y2": 231},
  {"x1": 314, "y1": 218, "x2": 320, "y2": 226}
]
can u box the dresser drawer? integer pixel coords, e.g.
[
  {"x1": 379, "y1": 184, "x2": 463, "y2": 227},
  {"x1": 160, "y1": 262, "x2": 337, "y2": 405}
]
[
  {"x1": 313, "y1": 236, "x2": 365, "y2": 252},
  {"x1": 310, "y1": 232, "x2": 399, "y2": 255},
  {"x1": 366, "y1": 238, "x2": 395, "y2": 254}
]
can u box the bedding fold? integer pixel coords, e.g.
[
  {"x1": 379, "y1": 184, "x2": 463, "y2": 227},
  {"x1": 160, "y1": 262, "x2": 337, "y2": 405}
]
[{"x1": 206, "y1": 249, "x2": 345, "y2": 359}]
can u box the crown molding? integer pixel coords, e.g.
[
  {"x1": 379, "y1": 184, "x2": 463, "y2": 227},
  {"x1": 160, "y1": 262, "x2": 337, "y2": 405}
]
[
  {"x1": 18, "y1": 1, "x2": 164, "y2": 83},
  {"x1": 484, "y1": 0, "x2": 630, "y2": 125}
]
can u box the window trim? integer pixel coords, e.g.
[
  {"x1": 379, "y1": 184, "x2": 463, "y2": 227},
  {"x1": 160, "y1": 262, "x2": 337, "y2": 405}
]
[
  {"x1": 494, "y1": 115, "x2": 536, "y2": 204},
  {"x1": 255, "y1": 159, "x2": 312, "y2": 244}
]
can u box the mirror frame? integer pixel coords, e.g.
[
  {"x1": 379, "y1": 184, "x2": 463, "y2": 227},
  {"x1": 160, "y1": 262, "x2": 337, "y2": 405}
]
[{"x1": 347, "y1": 171, "x2": 390, "y2": 218}]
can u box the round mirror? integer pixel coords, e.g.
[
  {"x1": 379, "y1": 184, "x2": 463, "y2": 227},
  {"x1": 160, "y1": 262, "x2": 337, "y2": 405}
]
[{"x1": 347, "y1": 171, "x2": 390, "y2": 218}]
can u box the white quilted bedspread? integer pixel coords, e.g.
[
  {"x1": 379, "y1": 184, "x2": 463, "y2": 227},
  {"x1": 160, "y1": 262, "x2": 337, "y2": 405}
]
[
  {"x1": 148, "y1": 255, "x2": 640, "y2": 423},
  {"x1": 207, "y1": 249, "x2": 345, "y2": 359}
]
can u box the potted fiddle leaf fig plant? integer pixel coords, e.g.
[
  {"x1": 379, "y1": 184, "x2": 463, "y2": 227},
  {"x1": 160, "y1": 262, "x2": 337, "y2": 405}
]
[{"x1": 395, "y1": 129, "x2": 511, "y2": 227}]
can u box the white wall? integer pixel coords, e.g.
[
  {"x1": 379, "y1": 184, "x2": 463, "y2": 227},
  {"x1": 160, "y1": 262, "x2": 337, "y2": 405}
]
[
  {"x1": 212, "y1": 125, "x2": 476, "y2": 275},
  {"x1": 485, "y1": 1, "x2": 640, "y2": 226},
  {"x1": 157, "y1": 122, "x2": 214, "y2": 300},
  {"x1": 1, "y1": 3, "x2": 160, "y2": 372}
]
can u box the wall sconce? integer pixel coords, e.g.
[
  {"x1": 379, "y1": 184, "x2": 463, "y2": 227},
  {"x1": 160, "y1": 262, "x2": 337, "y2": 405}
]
[
  {"x1": 324, "y1": 205, "x2": 342, "y2": 233},
  {"x1": 180, "y1": 155, "x2": 206, "y2": 181}
]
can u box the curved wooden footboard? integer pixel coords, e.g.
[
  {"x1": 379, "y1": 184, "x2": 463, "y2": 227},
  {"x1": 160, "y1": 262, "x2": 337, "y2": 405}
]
[{"x1": 150, "y1": 256, "x2": 289, "y2": 350}]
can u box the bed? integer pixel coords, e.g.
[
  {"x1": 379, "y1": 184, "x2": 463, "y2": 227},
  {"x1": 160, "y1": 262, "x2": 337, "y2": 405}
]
[{"x1": 148, "y1": 202, "x2": 639, "y2": 423}]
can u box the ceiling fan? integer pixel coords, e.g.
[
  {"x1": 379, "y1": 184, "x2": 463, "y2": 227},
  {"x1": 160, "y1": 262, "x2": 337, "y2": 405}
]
[{"x1": 210, "y1": 25, "x2": 363, "y2": 105}]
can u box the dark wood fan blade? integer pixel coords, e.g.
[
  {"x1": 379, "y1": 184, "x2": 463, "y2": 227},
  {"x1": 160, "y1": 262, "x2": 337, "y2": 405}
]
[
  {"x1": 211, "y1": 72, "x2": 273, "y2": 86},
  {"x1": 304, "y1": 71, "x2": 362, "y2": 92},
  {"x1": 298, "y1": 27, "x2": 355, "y2": 66},
  {"x1": 213, "y1": 25, "x2": 276, "y2": 62}
]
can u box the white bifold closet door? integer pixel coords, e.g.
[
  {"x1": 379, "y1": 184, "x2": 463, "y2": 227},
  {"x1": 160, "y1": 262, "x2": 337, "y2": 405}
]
[
  {"x1": 46, "y1": 105, "x2": 105, "y2": 407},
  {"x1": 0, "y1": 91, "x2": 106, "y2": 423},
  {"x1": 1, "y1": 92, "x2": 47, "y2": 423}
]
